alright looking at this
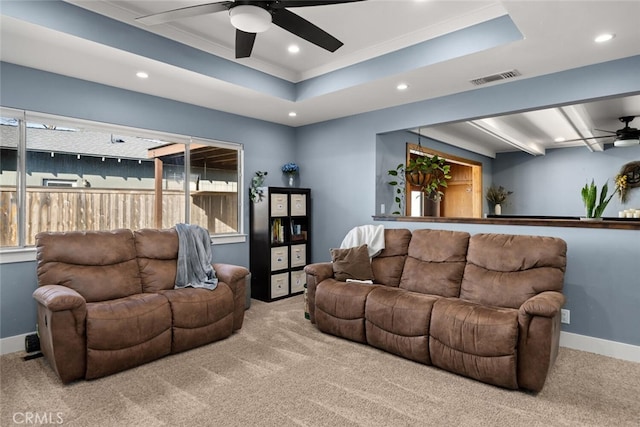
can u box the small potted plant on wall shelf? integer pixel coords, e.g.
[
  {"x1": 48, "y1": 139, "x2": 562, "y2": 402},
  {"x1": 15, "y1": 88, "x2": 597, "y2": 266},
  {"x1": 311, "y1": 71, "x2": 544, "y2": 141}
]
[
  {"x1": 581, "y1": 179, "x2": 615, "y2": 220},
  {"x1": 486, "y1": 185, "x2": 513, "y2": 215}
]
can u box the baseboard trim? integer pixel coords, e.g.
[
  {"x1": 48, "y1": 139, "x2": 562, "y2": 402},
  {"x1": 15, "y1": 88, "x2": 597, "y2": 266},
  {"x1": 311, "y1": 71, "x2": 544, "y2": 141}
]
[
  {"x1": 2, "y1": 330, "x2": 639, "y2": 361},
  {"x1": 0, "y1": 332, "x2": 32, "y2": 355},
  {"x1": 560, "y1": 331, "x2": 640, "y2": 363}
]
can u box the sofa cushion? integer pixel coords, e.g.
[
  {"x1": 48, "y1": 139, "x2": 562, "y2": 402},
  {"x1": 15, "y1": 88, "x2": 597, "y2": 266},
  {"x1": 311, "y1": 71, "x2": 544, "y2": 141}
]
[
  {"x1": 460, "y1": 233, "x2": 567, "y2": 308},
  {"x1": 365, "y1": 287, "x2": 437, "y2": 364},
  {"x1": 371, "y1": 228, "x2": 412, "y2": 287},
  {"x1": 315, "y1": 279, "x2": 378, "y2": 343},
  {"x1": 36, "y1": 230, "x2": 142, "y2": 302},
  {"x1": 330, "y1": 245, "x2": 374, "y2": 282},
  {"x1": 161, "y1": 284, "x2": 235, "y2": 353},
  {"x1": 135, "y1": 228, "x2": 179, "y2": 292},
  {"x1": 85, "y1": 293, "x2": 172, "y2": 379},
  {"x1": 399, "y1": 229, "x2": 469, "y2": 297},
  {"x1": 429, "y1": 298, "x2": 519, "y2": 389}
]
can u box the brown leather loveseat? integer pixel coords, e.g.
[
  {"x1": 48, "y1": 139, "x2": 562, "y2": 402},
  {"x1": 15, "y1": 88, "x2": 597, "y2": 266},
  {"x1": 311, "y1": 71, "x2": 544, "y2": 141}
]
[
  {"x1": 32, "y1": 228, "x2": 249, "y2": 383},
  {"x1": 304, "y1": 228, "x2": 567, "y2": 392}
]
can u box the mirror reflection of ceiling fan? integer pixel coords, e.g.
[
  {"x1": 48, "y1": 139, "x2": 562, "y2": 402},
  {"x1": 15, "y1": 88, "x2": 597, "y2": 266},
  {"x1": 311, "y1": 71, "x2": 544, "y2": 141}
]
[
  {"x1": 136, "y1": 0, "x2": 366, "y2": 59},
  {"x1": 562, "y1": 116, "x2": 640, "y2": 148}
]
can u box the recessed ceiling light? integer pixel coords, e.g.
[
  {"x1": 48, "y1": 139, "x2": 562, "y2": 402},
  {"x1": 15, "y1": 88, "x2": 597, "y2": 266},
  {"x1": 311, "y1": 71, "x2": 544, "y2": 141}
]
[
  {"x1": 136, "y1": 71, "x2": 149, "y2": 79},
  {"x1": 288, "y1": 45, "x2": 300, "y2": 54},
  {"x1": 288, "y1": 112, "x2": 297, "y2": 117},
  {"x1": 594, "y1": 33, "x2": 615, "y2": 43},
  {"x1": 554, "y1": 137, "x2": 566, "y2": 142},
  {"x1": 397, "y1": 83, "x2": 409, "y2": 91}
]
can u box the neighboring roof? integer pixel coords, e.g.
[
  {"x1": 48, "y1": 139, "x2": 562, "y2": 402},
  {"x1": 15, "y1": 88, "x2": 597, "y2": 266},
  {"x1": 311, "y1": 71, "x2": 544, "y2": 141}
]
[{"x1": 1, "y1": 121, "x2": 160, "y2": 160}]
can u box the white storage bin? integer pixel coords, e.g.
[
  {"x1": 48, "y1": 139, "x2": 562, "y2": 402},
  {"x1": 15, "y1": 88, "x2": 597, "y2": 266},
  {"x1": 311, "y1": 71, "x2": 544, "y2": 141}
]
[
  {"x1": 270, "y1": 247, "x2": 289, "y2": 271},
  {"x1": 271, "y1": 273, "x2": 289, "y2": 298},
  {"x1": 290, "y1": 244, "x2": 306, "y2": 268},
  {"x1": 290, "y1": 270, "x2": 306, "y2": 294}
]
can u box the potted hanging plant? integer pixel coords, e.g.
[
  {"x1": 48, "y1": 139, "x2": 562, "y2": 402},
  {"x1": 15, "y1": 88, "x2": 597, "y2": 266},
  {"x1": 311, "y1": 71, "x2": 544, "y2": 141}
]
[
  {"x1": 581, "y1": 179, "x2": 615, "y2": 220},
  {"x1": 486, "y1": 185, "x2": 513, "y2": 215},
  {"x1": 404, "y1": 154, "x2": 451, "y2": 200},
  {"x1": 388, "y1": 154, "x2": 451, "y2": 215}
]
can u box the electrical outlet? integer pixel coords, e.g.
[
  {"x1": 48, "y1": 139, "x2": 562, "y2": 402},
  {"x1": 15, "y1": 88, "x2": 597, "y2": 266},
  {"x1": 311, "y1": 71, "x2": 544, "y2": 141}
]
[{"x1": 561, "y1": 309, "x2": 570, "y2": 324}]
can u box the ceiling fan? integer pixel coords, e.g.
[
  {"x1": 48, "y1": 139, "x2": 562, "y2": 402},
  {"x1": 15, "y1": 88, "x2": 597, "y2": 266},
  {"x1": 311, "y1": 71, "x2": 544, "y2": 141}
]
[
  {"x1": 559, "y1": 116, "x2": 640, "y2": 148},
  {"x1": 136, "y1": 1, "x2": 365, "y2": 59}
]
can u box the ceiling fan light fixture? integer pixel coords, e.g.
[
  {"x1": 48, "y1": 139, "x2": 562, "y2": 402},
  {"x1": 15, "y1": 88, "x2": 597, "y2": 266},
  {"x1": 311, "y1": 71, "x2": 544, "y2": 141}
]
[
  {"x1": 614, "y1": 136, "x2": 640, "y2": 147},
  {"x1": 229, "y1": 5, "x2": 272, "y2": 33}
]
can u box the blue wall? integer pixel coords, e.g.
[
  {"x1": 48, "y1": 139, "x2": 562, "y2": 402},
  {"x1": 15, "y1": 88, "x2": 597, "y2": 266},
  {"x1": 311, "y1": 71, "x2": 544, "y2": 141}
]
[
  {"x1": 2, "y1": 56, "x2": 640, "y2": 347},
  {"x1": 494, "y1": 146, "x2": 640, "y2": 216}
]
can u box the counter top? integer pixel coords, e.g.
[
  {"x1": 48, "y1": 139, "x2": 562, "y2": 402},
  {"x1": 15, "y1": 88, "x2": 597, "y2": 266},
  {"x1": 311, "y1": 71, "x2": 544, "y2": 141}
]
[{"x1": 372, "y1": 215, "x2": 640, "y2": 230}]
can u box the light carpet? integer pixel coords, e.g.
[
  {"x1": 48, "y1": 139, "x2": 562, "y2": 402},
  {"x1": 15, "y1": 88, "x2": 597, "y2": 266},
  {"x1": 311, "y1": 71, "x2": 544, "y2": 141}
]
[{"x1": 1, "y1": 295, "x2": 639, "y2": 426}]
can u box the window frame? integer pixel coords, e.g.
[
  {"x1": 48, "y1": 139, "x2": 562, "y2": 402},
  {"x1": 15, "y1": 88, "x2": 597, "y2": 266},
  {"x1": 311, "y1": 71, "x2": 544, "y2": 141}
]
[{"x1": 0, "y1": 108, "x2": 246, "y2": 257}]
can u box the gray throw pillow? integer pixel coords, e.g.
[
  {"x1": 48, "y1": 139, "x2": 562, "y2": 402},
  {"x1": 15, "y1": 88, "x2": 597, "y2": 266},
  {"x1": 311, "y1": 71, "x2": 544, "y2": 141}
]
[{"x1": 330, "y1": 244, "x2": 374, "y2": 282}]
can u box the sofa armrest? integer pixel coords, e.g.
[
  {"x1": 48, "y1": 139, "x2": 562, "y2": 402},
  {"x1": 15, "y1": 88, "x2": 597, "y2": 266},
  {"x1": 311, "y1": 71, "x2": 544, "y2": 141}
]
[
  {"x1": 32, "y1": 285, "x2": 87, "y2": 383},
  {"x1": 33, "y1": 285, "x2": 86, "y2": 312},
  {"x1": 213, "y1": 263, "x2": 249, "y2": 331},
  {"x1": 304, "y1": 262, "x2": 334, "y2": 283},
  {"x1": 519, "y1": 291, "x2": 565, "y2": 318},
  {"x1": 517, "y1": 291, "x2": 565, "y2": 392},
  {"x1": 304, "y1": 262, "x2": 333, "y2": 324}
]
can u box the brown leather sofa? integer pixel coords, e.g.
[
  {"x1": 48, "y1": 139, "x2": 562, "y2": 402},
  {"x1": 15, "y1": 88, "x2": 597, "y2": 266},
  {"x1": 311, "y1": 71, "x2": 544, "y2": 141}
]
[
  {"x1": 32, "y1": 228, "x2": 249, "y2": 383},
  {"x1": 304, "y1": 228, "x2": 567, "y2": 392}
]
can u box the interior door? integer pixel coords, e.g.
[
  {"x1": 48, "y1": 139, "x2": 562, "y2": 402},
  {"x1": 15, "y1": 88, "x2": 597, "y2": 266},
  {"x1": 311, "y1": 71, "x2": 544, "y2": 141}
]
[{"x1": 441, "y1": 163, "x2": 474, "y2": 217}]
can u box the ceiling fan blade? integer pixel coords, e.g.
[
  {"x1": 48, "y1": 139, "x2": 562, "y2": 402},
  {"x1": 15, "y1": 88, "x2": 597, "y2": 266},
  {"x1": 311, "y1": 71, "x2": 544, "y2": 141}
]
[
  {"x1": 275, "y1": 0, "x2": 366, "y2": 8},
  {"x1": 136, "y1": 2, "x2": 230, "y2": 26},
  {"x1": 593, "y1": 128, "x2": 618, "y2": 134},
  {"x1": 236, "y1": 30, "x2": 257, "y2": 58},
  {"x1": 272, "y1": 9, "x2": 343, "y2": 52}
]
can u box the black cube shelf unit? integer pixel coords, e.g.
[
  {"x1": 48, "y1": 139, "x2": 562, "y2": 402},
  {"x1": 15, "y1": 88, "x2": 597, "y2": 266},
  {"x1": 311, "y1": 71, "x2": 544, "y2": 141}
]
[{"x1": 250, "y1": 187, "x2": 311, "y2": 302}]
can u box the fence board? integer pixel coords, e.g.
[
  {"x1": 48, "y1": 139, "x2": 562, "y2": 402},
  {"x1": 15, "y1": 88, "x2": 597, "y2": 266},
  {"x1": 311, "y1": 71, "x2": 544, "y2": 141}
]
[{"x1": 1, "y1": 187, "x2": 237, "y2": 247}]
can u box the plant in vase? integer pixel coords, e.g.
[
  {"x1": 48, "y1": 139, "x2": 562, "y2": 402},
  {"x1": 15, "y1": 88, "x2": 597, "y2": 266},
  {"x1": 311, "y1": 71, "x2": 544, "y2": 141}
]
[
  {"x1": 581, "y1": 179, "x2": 615, "y2": 219},
  {"x1": 486, "y1": 185, "x2": 513, "y2": 215},
  {"x1": 281, "y1": 162, "x2": 299, "y2": 187}
]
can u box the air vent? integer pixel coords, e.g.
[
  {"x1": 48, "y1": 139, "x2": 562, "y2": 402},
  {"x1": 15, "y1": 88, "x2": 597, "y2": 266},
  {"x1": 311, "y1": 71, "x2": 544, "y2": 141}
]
[{"x1": 470, "y1": 69, "x2": 521, "y2": 86}]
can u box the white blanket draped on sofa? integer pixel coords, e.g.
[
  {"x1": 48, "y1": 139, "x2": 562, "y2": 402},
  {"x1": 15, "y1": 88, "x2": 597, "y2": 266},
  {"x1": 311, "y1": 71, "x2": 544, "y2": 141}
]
[{"x1": 340, "y1": 224, "x2": 385, "y2": 257}]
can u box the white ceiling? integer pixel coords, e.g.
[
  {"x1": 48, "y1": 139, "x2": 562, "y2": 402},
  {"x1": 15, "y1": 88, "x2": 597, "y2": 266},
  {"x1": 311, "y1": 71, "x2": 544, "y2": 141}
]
[{"x1": 1, "y1": 0, "x2": 640, "y2": 157}]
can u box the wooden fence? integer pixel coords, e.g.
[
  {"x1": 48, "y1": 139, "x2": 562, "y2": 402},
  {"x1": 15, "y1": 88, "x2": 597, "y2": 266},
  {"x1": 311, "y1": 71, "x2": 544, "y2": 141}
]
[{"x1": 0, "y1": 187, "x2": 237, "y2": 247}]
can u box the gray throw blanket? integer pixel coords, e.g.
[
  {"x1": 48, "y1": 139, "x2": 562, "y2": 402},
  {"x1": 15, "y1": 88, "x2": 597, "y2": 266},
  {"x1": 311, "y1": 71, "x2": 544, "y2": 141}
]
[{"x1": 175, "y1": 223, "x2": 218, "y2": 290}]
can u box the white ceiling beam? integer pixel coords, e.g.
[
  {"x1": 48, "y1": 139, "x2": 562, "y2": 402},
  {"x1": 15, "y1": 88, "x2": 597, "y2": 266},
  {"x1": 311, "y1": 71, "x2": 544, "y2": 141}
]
[
  {"x1": 418, "y1": 128, "x2": 497, "y2": 158},
  {"x1": 559, "y1": 105, "x2": 604, "y2": 152},
  {"x1": 469, "y1": 119, "x2": 546, "y2": 156}
]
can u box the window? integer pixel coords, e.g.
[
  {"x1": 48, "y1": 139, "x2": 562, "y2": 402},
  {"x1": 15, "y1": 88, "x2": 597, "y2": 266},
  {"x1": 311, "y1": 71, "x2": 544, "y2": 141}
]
[{"x1": 0, "y1": 109, "x2": 244, "y2": 248}]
